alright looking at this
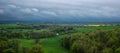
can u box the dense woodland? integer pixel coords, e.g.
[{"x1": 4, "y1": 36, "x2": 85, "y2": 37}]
[
  {"x1": 0, "y1": 24, "x2": 120, "y2": 53},
  {"x1": 61, "y1": 29, "x2": 120, "y2": 53}
]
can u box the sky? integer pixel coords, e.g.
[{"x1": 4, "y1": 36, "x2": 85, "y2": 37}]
[{"x1": 0, "y1": 0, "x2": 120, "y2": 23}]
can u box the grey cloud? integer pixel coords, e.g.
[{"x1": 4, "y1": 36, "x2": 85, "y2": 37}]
[
  {"x1": 32, "y1": 8, "x2": 39, "y2": 12},
  {"x1": 0, "y1": 9, "x2": 4, "y2": 14},
  {"x1": 0, "y1": 0, "x2": 120, "y2": 22},
  {"x1": 20, "y1": 8, "x2": 39, "y2": 14},
  {"x1": 40, "y1": 11, "x2": 57, "y2": 16},
  {"x1": 8, "y1": 4, "x2": 20, "y2": 8}
]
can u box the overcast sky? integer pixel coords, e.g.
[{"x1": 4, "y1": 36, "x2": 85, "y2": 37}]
[{"x1": 0, "y1": 0, "x2": 120, "y2": 22}]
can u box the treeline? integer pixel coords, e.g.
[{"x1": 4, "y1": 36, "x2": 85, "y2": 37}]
[
  {"x1": 0, "y1": 24, "x2": 54, "y2": 30},
  {"x1": 51, "y1": 27, "x2": 75, "y2": 34},
  {"x1": 0, "y1": 24, "x2": 77, "y2": 30},
  {"x1": 61, "y1": 29, "x2": 120, "y2": 53},
  {"x1": 0, "y1": 30, "x2": 56, "y2": 39},
  {"x1": 0, "y1": 27, "x2": 75, "y2": 39}
]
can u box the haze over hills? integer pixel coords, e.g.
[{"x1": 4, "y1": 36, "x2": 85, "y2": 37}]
[{"x1": 0, "y1": 0, "x2": 120, "y2": 23}]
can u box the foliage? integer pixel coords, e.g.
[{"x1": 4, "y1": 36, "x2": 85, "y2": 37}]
[
  {"x1": 115, "y1": 47, "x2": 120, "y2": 53},
  {"x1": 0, "y1": 38, "x2": 19, "y2": 53},
  {"x1": 61, "y1": 29, "x2": 120, "y2": 53},
  {"x1": 52, "y1": 27, "x2": 75, "y2": 34},
  {"x1": 0, "y1": 30, "x2": 56, "y2": 39},
  {"x1": 0, "y1": 40, "x2": 9, "y2": 53},
  {"x1": 3, "y1": 48, "x2": 15, "y2": 53},
  {"x1": 9, "y1": 40, "x2": 19, "y2": 53},
  {"x1": 29, "y1": 45, "x2": 44, "y2": 53},
  {"x1": 102, "y1": 48, "x2": 113, "y2": 53},
  {"x1": 0, "y1": 24, "x2": 120, "y2": 53}
]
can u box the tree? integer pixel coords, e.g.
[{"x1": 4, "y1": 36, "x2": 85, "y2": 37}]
[
  {"x1": 71, "y1": 41, "x2": 85, "y2": 53},
  {"x1": 102, "y1": 48, "x2": 113, "y2": 53},
  {"x1": 61, "y1": 36, "x2": 71, "y2": 49},
  {"x1": 0, "y1": 40, "x2": 8, "y2": 53},
  {"x1": 115, "y1": 47, "x2": 120, "y2": 53},
  {"x1": 88, "y1": 45, "x2": 98, "y2": 53},
  {"x1": 29, "y1": 45, "x2": 44, "y2": 53},
  {"x1": 22, "y1": 47, "x2": 29, "y2": 53},
  {"x1": 32, "y1": 32, "x2": 40, "y2": 44},
  {"x1": 61, "y1": 29, "x2": 120, "y2": 53},
  {"x1": 3, "y1": 48, "x2": 15, "y2": 53},
  {"x1": 9, "y1": 40, "x2": 19, "y2": 53}
]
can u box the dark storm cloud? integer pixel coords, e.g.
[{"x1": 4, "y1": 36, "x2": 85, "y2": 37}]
[{"x1": 0, "y1": 0, "x2": 120, "y2": 22}]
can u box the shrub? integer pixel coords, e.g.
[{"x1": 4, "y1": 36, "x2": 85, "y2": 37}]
[
  {"x1": 115, "y1": 47, "x2": 120, "y2": 53},
  {"x1": 29, "y1": 45, "x2": 44, "y2": 53},
  {"x1": 3, "y1": 48, "x2": 15, "y2": 53},
  {"x1": 102, "y1": 48, "x2": 113, "y2": 53},
  {"x1": 70, "y1": 41, "x2": 85, "y2": 53}
]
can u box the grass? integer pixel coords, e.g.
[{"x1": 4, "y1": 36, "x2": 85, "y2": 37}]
[
  {"x1": 17, "y1": 35, "x2": 69, "y2": 53},
  {"x1": 16, "y1": 26, "x2": 120, "y2": 53},
  {"x1": 75, "y1": 26, "x2": 120, "y2": 33},
  {"x1": 40, "y1": 35, "x2": 69, "y2": 53},
  {"x1": 4, "y1": 24, "x2": 119, "y2": 53},
  {"x1": 11, "y1": 29, "x2": 42, "y2": 32},
  {"x1": 0, "y1": 24, "x2": 18, "y2": 28}
]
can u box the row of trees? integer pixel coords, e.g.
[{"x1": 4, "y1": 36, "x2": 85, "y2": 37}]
[
  {"x1": 51, "y1": 27, "x2": 75, "y2": 35},
  {"x1": 61, "y1": 29, "x2": 120, "y2": 53},
  {"x1": 0, "y1": 24, "x2": 52, "y2": 30},
  {"x1": 0, "y1": 30, "x2": 56, "y2": 39},
  {"x1": 0, "y1": 27, "x2": 75, "y2": 39}
]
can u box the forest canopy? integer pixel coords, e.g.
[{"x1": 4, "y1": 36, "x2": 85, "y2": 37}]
[{"x1": 61, "y1": 29, "x2": 120, "y2": 53}]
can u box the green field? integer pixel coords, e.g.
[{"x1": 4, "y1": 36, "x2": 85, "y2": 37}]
[
  {"x1": 18, "y1": 35, "x2": 69, "y2": 53},
  {"x1": 75, "y1": 26, "x2": 120, "y2": 33},
  {"x1": 1, "y1": 24, "x2": 120, "y2": 53},
  {"x1": 15, "y1": 26, "x2": 120, "y2": 53}
]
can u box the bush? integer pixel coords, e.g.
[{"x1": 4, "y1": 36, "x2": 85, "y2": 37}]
[
  {"x1": 0, "y1": 41, "x2": 8, "y2": 53},
  {"x1": 115, "y1": 47, "x2": 120, "y2": 53},
  {"x1": 3, "y1": 48, "x2": 15, "y2": 53},
  {"x1": 61, "y1": 36, "x2": 71, "y2": 49},
  {"x1": 29, "y1": 45, "x2": 44, "y2": 53},
  {"x1": 102, "y1": 48, "x2": 113, "y2": 53},
  {"x1": 71, "y1": 41, "x2": 85, "y2": 53},
  {"x1": 9, "y1": 40, "x2": 19, "y2": 53}
]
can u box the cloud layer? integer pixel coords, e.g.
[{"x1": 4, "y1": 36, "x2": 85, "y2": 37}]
[{"x1": 0, "y1": 0, "x2": 120, "y2": 22}]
